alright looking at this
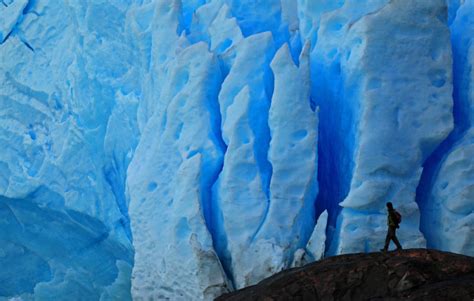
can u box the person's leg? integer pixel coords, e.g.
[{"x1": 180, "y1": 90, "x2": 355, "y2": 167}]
[
  {"x1": 382, "y1": 229, "x2": 391, "y2": 251},
  {"x1": 392, "y1": 229, "x2": 403, "y2": 250},
  {"x1": 387, "y1": 227, "x2": 397, "y2": 250}
]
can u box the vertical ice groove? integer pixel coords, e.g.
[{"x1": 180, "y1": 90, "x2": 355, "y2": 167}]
[
  {"x1": 305, "y1": 0, "x2": 390, "y2": 256},
  {"x1": 213, "y1": 86, "x2": 268, "y2": 287},
  {"x1": 214, "y1": 39, "x2": 319, "y2": 290},
  {"x1": 212, "y1": 31, "x2": 278, "y2": 289},
  {"x1": 257, "y1": 41, "x2": 318, "y2": 257},
  {"x1": 417, "y1": 0, "x2": 474, "y2": 256},
  {"x1": 218, "y1": 32, "x2": 275, "y2": 199},
  {"x1": 182, "y1": 2, "x2": 246, "y2": 285},
  {"x1": 127, "y1": 42, "x2": 230, "y2": 300},
  {"x1": 330, "y1": 0, "x2": 453, "y2": 254}
]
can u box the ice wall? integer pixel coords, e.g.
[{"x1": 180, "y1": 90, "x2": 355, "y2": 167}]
[
  {"x1": 127, "y1": 0, "x2": 319, "y2": 293},
  {"x1": 417, "y1": 0, "x2": 474, "y2": 256},
  {"x1": 0, "y1": 1, "x2": 139, "y2": 299},
  {"x1": 299, "y1": 0, "x2": 454, "y2": 254},
  {"x1": 127, "y1": 42, "x2": 230, "y2": 299},
  {"x1": 212, "y1": 40, "x2": 318, "y2": 289},
  {"x1": 1, "y1": 0, "x2": 474, "y2": 300}
]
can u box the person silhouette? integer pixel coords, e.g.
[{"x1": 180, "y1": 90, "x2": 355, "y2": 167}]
[{"x1": 381, "y1": 202, "x2": 403, "y2": 252}]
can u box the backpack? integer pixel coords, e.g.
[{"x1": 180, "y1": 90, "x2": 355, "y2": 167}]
[{"x1": 394, "y1": 211, "x2": 402, "y2": 225}]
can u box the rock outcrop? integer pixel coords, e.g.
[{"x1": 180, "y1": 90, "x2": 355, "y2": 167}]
[{"x1": 217, "y1": 249, "x2": 474, "y2": 300}]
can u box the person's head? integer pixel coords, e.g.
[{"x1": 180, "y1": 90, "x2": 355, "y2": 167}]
[{"x1": 386, "y1": 202, "x2": 393, "y2": 210}]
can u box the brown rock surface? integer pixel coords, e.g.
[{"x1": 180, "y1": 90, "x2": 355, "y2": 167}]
[{"x1": 216, "y1": 249, "x2": 474, "y2": 301}]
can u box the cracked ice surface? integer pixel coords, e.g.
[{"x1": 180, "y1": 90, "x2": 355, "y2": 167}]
[
  {"x1": 1, "y1": 0, "x2": 473, "y2": 300},
  {"x1": 0, "y1": 1, "x2": 138, "y2": 300},
  {"x1": 0, "y1": 0, "x2": 28, "y2": 42}
]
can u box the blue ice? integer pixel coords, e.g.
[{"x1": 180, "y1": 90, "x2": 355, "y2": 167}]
[{"x1": 1, "y1": 0, "x2": 473, "y2": 300}]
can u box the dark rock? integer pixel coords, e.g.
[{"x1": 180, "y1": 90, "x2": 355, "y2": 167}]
[{"x1": 216, "y1": 249, "x2": 474, "y2": 301}]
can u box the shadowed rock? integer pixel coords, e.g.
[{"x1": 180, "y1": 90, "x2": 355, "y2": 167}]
[{"x1": 217, "y1": 249, "x2": 474, "y2": 301}]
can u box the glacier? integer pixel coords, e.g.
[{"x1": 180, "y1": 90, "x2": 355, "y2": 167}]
[
  {"x1": 0, "y1": 0, "x2": 473, "y2": 300},
  {"x1": 313, "y1": 0, "x2": 454, "y2": 255},
  {"x1": 417, "y1": 0, "x2": 474, "y2": 256}
]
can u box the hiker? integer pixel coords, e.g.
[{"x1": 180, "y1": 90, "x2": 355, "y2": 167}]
[{"x1": 381, "y1": 202, "x2": 403, "y2": 252}]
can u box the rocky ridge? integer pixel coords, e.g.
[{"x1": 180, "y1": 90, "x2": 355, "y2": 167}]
[{"x1": 217, "y1": 249, "x2": 474, "y2": 300}]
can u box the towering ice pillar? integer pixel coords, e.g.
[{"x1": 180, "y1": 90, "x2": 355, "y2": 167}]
[
  {"x1": 305, "y1": 0, "x2": 454, "y2": 254},
  {"x1": 214, "y1": 38, "x2": 318, "y2": 288},
  {"x1": 257, "y1": 42, "x2": 319, "y2": 266},
  {"x1": 420, "y1": 0, "x2": 474, "y2": 256},
  {"x1": 212, "y1": 32, "x2": 276, "y2": 288},
  {"x1": 127, "y1": 42, "x2": 230, "y2": 300}
]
